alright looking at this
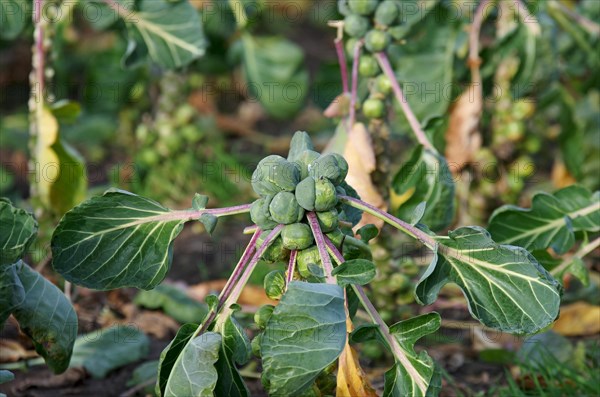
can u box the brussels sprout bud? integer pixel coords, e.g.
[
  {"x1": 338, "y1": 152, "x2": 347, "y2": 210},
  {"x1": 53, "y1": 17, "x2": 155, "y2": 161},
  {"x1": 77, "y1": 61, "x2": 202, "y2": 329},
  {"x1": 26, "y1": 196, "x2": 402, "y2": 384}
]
[
  {"x1": 264, "y1": 270, "x2": 285, "y2": 300},
  {"x1": 287, "y1": 131, "x2": 315, "y2": 162},
  {"x1": 251, "y1": 155, "x2": 300, "y2": 196},
  {"x1": 345, "y1": 37, "x2": 359, "y2": 57},
  {"x1": 255, "y1": 233, "x2": 289, "y2": 263},
  {"x1": 251, "y1": 334, "x2": 262, "y2": 357},
  {"x1": 344, "y1": 14, "x2": 370, "y2": 37},
  {"x1": 254, "y1": 304, "x2": 275, "y2": 329},
  {"x1": 375, "y1": 0, "x2": 399, "y2": 26},
  {"x1": 282, "y1": 223, "x2": 314, "y2": 250},
  {"x1": 295, "y1": 176, "x2": 317, "y2": 211},
  {"x1": 316, "y1": 209, "x2": 339, "y2": 233},
  {"x1": 388, "y1": 25, "x2": 405, "y2": 40},
  {"x1": 326, "y1": 228, "x2": 345, "y2": 248},
  {"x1": 315, "y1": 178, "x2": 338, "y2": 211},
  {"x1": 269, "y1": 192, "x2": 304, "y2": 225},
  {"x1": 365, "y1": 30, "x2": 391, "y2": 52},
  {"x1": 363, "y1": 98, "x2": 385, "y2": 119},
  {"x1": 349, "y1": 0, "x2": 378, "y2": 15},
  {"x1": 297, "y1": 246, "x2": 321, "y2": 278},
  {"x1": 308, "y1": 153, "x2": 348, "y2": 185},
  {"x1": 359, "y1": 55, "x2": 380, "y2": 77},
  {"x1": 375, "y1": 74, "x2": 392, "y2": 95},
  {"x1": 294, "y1": 150, "x2": 321, "y2": 179},
  {"x1": 343, "y1": 235, "x2": 372, "y2": 260},
  {"x1": 250, "y1": 197, "x2": 278, "y2": 230}
]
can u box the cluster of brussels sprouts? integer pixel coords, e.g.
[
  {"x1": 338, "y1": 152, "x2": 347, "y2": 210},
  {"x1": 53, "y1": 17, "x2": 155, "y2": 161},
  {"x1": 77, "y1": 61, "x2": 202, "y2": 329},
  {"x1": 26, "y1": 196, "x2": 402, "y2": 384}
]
[{"x1": 339, "y1": 0, "x2": 404, "y2": 120}]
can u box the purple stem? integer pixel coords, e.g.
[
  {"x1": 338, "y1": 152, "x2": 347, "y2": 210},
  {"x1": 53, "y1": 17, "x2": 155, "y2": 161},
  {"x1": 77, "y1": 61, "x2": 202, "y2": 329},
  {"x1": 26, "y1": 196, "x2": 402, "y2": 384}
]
[
  {"x1": 217, "y1": 229, "x2": 262, "y2": 304},
  {"x1": 339, "y1": 196, "x2": 437, "y2": 249},
  {"x1": 306, "y1": 212, "x2": 336, "y2": 283},
  {"x1": 348, "y1": 40, "x2": 363, "y2": 130},
  {"x1": 375, "y1": 52, "x2": 434, "y2": 151},
  {"x1": 286, "y1": 250, "x2": 297, "y2": 288},
  {"x1": 334, "y1": 39, "x2": 349, "y2": 93}
]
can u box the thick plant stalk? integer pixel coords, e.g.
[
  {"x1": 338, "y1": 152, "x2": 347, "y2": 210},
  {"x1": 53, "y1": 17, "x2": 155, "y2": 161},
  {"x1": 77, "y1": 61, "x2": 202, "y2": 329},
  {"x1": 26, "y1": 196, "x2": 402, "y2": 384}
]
[
  {"x1": 286, "y1": 250, "x2": 298, "y2": 288},
  {"x1": 306, "y1": 212, "x2": 336, "y2": 283},
  {"x1": 339, "y1": 196, "x2": 437, "y2": 249},
  {"x1": 551, "y1": 237, "x2": 600, "y2": 278},
  {"x1": 324, "y1": 237, "x2": 429, "y2": 393},
  {"x1": 374, "y1": 52, "x2": 434, "y2": 151},
  {"x1": 348, "y1": 40, "x2": 363, "y2": 129}
]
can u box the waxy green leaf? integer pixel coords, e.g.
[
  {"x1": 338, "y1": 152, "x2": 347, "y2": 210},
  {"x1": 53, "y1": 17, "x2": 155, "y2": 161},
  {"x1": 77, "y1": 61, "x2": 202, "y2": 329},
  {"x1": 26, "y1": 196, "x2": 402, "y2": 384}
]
[
  {"x1": 383, "y1": 313, "x2": 441, "y2": 397},
  {"x1": 134, "y1": 284, "x2": 208, "y2": 324},
  {"x1": 392, "y1": 146, "x2": 455, "y2": 232},
  {"x1": 11, "y1": 261, "x2": 77, "y2": 373},
  {"x1": 332, "y1": 259, "x2": 377, "y2": 286},
  {"x1": 164, "y1": 331, "x2": 221, "y2": 396},
  {"x1": 488, "y1": 186, "x2": 599, "y2": 254},
  {"x1": 70, "y1": 325, "x2": 149, "y2": 379},
  {"x1": 417, "y1": 227, "x2": 561, "y2": 334},
  {"x1": 0, "y1": 264, "x2": 23, "y2": 327},
  {"x1": 261, "y1": 281, "x2": 346, "y2": 396},
  {"x1": 214, "y1": 308, "x2": 251, "y2": 397},
  {"x1": 51, "y1": 189, "x2": 186, "y2": 290},
  {"x1": 156, "y1": 323, "x2": 198, "y2": 396},
  {"x1": 122, "y1": 0, "x2": 207, "y2": 69},
  {"x1": 0, "y1": 198, "x2": 38, "y2": 266},
  {"x1": 0, "y1": 370, "x2": 14, "y2": 384}
]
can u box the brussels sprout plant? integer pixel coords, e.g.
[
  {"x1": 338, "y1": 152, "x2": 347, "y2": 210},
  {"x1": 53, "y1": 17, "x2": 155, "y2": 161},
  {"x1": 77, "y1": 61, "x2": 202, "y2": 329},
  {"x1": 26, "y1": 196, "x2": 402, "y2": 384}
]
[{"x1": 48, "y1": 131, "x2": 566, "y2": 396}]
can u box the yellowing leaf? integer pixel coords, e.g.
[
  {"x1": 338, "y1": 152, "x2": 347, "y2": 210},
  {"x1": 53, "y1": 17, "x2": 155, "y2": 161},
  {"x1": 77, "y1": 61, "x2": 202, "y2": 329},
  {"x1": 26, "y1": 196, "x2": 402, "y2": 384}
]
[
  {"x1": 336, "y1": 343, "x2": 378, "y2": 397},
  {"x1": 553, "y1": 302, "x2": 600, "y2": 336}
]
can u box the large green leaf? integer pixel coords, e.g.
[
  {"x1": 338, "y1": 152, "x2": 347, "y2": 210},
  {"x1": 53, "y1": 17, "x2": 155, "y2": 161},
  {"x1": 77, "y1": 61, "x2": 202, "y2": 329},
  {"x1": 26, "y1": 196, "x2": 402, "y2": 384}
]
[
  {"x1": 392, "y1": 146, "x2": 455, "y2": 232},
  {"x1": 214, "y1": 307, "x2": 251, "y2": 397},
  {"x1": 10, "y1": 261, "x2": 77, "y2": 373},
  {"x1": 261, "y1": 281, "x2": 346, "y2": 396},
  {"x1": 0, "y1": 264, "x2": 23, "y2": 327},
  {"x1": 242, "y1": 34, "x2": 309, "y2": 119},
  {"x1": 0, "y1": 198, "x2": 38, "y2": 266},
  {"x1": 331, "y1": 259, "x2": 377, "y2": 286},
  {"x1": 51, "y1": 189, "x2": 186, "y2": 290},
  {"x1": 383, "y1": 313, "x2": 441, "y2": 397},
  {"x1": 416, "y1": 227, "x2": 561, "y2": 334},
  {"x1": 120, "y1": 0, "x2": 207, "y2": 68},
  {"x1": 164, "y1": 331, "x2": 221, "y2": 396},
  {"x1": 156, "y1": 323, "x2": 198, "y2": 396},
  {"x1": 134, "y1": 284, "x2": 208, "y2": 324},
  {"x1": 488, "y1": 186, "x2": 600, "y2": 254},
  {"x1": 69, "y1": 325, "x2": 150, "y2": 378}
]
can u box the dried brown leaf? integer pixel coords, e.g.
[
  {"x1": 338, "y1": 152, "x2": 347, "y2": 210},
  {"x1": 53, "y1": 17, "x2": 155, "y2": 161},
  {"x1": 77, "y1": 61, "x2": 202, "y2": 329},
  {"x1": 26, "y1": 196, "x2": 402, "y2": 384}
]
[{"x1": 336, "y1": 342, "x2": 378, "y2": 397}]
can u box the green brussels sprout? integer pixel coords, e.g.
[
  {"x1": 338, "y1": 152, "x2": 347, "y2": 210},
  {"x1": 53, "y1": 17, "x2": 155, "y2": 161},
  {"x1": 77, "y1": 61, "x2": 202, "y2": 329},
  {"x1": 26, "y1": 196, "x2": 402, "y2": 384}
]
[
  {"x1": 344, "y1": 14, "x2": 369, "y2": 37},
  {"x1": 287, "y1": 131, "x2": 315, "y2": 162},
  {"x1": 315, "y1": 178, "x2": 338, "y2": 211},
  {"x1": 297, "y1": 246, "x2": 321, "y2": 278},
  {"x1": 255, "y1": 232, "x2": 289, "y2": 263},
  {"x1": 365, "y1": 30, "x2": 391, "y2": 52},
  {"x1": 294, "y1": 150, "x2": 321, "y2": 179},
  {"x1": 308, "y1": 153, "x2": 348, "y2": 185},
  {"x1": 348, "y1": 0, "x2": 378, "y2": 15},
  {"x1": 264, "y1": 270, "x2": 286, "y2": 300},
  {"x1": 338, "y1": 0, "x2": 352, "y2": 16},
  {"x1": 375, "y1": 0, "x2": 399, "y2": 26},
  {"x1": 250, "y1": 197, "x2": 278, "y2": 230},
  {"x1": 282, "y1": 223, "x2": 314, "y2": 250},
  {"x1": 359, "y1": 55, "x2": 380, "y2": 77},
  {"x1": 388, "y1": 25, "x2": 405, "y2": 40},
  {"x1": 251, "y1": 334, "x2": 262, "y2": 357},
  {"x1": 316, "y1": 209, "x2": 339, "y2": 233},
  {"x1": 342, "y1": 235, "x2": 372, "y2": 260},
  {"x1": 269, "y1": 191, "x2": 304, "y2": 225},
  {"x1": 362, "y1": 98, "x2": 385, "y2": 119},
  {"x1": 375, "y1": 74, "x2": 392, "y2": 95},
  {"x1": 389, "y1": 273, "x2": 411, "y2": 292},
  {"x1": 251, "y1": 155, "x2": 300, "y2": 196},
  {"x1": 254, "y1": 304, "x2": 275, "y2": 329},
  {"x1": 295, "y1": 177, "x2": 316, "y2": 211},
  {"x1": 326, "y1": 228, "x2": 345, "y2": 248},
  {"x1": 345, "y1": 37, "x2": 359, "y2": 57}
]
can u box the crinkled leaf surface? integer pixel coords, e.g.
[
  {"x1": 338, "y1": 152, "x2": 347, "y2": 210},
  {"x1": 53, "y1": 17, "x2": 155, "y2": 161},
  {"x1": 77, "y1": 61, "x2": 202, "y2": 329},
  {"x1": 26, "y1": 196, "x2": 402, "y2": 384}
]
[
  {"x1": 0, "y1": 264, "x2": 23, "y2": 328},
  {"x1": 332, "y1": 259, "x2": 376, "y2": 286},
  {"x1": 488, "y1": 186, "x2": 599, "y2": 254},
  {"x1": 383, "y1": 313, "x2": 441, "y2": 397},
  {"x1": 416, "y1": 227, "x2": 561, "y2": 334},
  {"x1": 69, "y1": 325, "x2": 149, "y2": 378},
  {"x1": 0, "y1": 198, "x2": 38, "y2": 266},
  {"x1": 242, "y1": 34, "x2": 308, "y2": 119},
  {"x1": 164, "y1": 331, "x2": 221, "y2": 397},
  {"x1": 122, "y1": 0, "x2": 207, "y2": 69},
  {"x1": 156, "y1": 323, "x2": 198, "y2": 396},
  {"x1": 261, "y1": 281, "x2": 346, "y2": 396},
  {"x1": 393, "y1": 146, "x2": 455, "y2": 232},
  {"x1": 51, "y1": 189, "x2": 186, "y2": 290},
  {"x1": 11, "y1": 261, "x2": 77, "y2": 374},
  {"x1": 134, "y1": 284, "x2": 208, "y2": 324},
  {"x1": 214, "y1": 309, "x2": 251, "y2": 397}
]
